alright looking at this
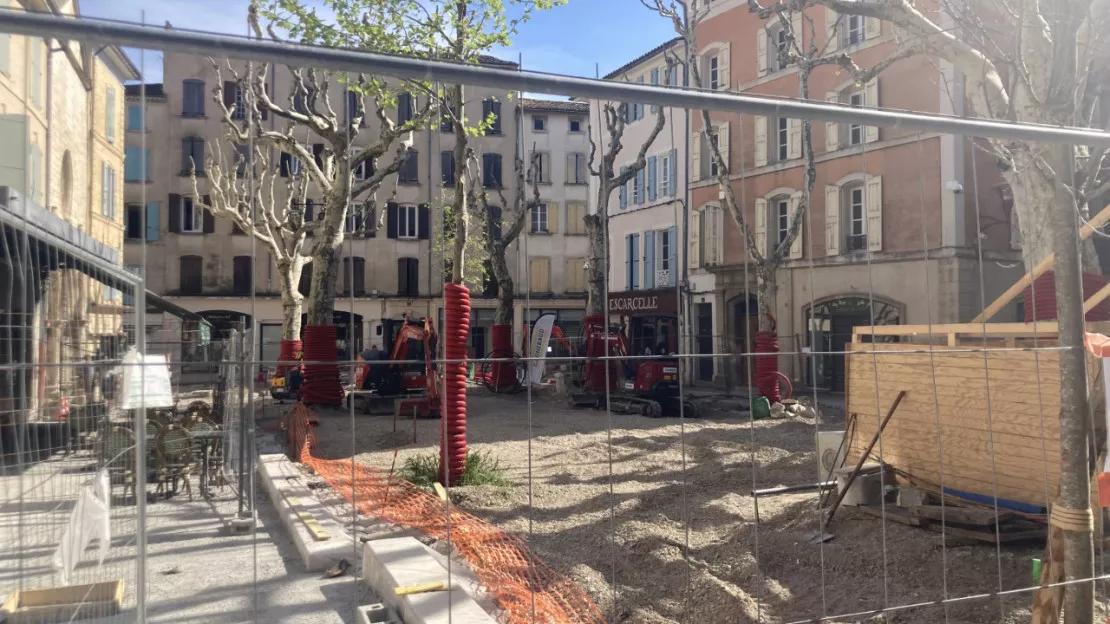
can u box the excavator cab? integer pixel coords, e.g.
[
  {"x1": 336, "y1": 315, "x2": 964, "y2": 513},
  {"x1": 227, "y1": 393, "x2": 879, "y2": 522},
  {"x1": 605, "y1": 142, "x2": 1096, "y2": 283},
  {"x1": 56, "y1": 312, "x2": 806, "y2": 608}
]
[{"x1": 349, "y1": 316, "x2": 439, "y2": 416}]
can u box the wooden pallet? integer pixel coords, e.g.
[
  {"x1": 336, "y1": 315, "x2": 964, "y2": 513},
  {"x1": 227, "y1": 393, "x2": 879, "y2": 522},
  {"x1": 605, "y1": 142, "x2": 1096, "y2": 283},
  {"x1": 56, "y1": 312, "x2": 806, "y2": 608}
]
[{"x1": 1, "y1": 580, "x2": 123, "y2": 623}]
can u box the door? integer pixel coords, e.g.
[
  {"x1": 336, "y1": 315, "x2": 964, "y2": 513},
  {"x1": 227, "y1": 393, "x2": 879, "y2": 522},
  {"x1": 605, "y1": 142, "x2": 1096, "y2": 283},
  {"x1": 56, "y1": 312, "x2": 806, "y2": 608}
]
[
  {"x1": 471, "y1": 326, "x2": 487, "y2": 360},
  {"x1": 696, "y1": 303, "x2": 714, "y2": 382},
  {"x1": 732, "y1": 298, "x2": 759, "y2": 386},
  {"x1": 828, "y1": 313, "x2": 868, "y2": 391}
]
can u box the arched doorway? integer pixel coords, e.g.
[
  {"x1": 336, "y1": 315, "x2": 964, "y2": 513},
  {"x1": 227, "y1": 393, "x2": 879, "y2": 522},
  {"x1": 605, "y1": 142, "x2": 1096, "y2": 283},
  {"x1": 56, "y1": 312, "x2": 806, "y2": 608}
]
[
  {"x1": 804, "y1": 296, "x2": 901, "y2": 391},
  {"x1": 727, "y1": 295, "x2": 759, "y2": 388},
  {"x1": 300, "y1": 310, "x2": 363, "y2": 362}
]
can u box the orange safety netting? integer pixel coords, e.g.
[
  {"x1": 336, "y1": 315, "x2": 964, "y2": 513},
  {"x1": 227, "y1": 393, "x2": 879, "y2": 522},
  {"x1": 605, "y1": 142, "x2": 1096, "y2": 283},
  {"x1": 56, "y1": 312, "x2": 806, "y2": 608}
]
[{"x1": 285, "y1": 403, "x2": 604, "y2": 624}]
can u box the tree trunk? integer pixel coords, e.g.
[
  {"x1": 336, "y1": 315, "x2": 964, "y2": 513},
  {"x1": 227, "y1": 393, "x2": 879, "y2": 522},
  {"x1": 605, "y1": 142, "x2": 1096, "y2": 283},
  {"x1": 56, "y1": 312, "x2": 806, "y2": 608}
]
[
  {"x1": 277, "y1": 260, "x2": 304, "y2": 340},
  {"x1": 585, "y1": 209, "x2": 607, "y2": 318},
  {"x1": 490, "y1": 241, "x2": 515, "y2": 326},
  {"x1": 756, "y1": 267, "x2": 776, "y2": 331},
  {"x1": 450, "y1": 83, "x2": 468, "y2": 285},
  {"x1": 1048, "y1": 145, "x2": 1095, "y2": 624},
  {"x1": 306, "y1": 235, "x2": 340, "y2": 326}
]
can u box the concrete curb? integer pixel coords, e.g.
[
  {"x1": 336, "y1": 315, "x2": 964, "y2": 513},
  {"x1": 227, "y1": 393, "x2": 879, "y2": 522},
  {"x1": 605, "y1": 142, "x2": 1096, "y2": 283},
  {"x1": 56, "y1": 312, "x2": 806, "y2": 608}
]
[{"x1": 257, "y1": 453, "x2": 357, "y2": 572}]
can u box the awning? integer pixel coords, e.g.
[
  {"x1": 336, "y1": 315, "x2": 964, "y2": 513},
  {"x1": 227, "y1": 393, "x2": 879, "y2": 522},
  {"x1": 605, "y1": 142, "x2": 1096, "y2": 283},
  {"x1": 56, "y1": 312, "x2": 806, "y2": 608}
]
[{"x1": 143, "y1": 290, "x2": 212, "y2": 327}]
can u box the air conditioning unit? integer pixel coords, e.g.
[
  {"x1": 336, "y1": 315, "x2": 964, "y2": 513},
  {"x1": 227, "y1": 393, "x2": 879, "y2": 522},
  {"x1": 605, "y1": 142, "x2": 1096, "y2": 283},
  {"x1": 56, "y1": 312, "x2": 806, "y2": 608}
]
[
  {"x1": 655, "y1": 269, "x2": 670, "y2": 285},
  {"x1": 817, "y1": 430, "x2": 848, "y2": 479}
]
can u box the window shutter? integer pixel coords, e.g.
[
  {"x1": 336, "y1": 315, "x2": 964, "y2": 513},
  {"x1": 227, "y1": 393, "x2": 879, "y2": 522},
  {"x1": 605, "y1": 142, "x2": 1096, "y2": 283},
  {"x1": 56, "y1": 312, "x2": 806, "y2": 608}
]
[
  {"x1": 865, "y1": 15, "x2": 881, "y2": 39},
  {"x1": 527, "y1": 204, "x2": 534, "y2": 232},
  {"x1": 223, "y1": 80, "x2": 235, "y2": 110},
  {"x1": 650, "y1": 68, "x2": 659, "y2": 113},
  {"x1": 825, "y1": 92, "x2": 840, "y2": 152},
  {"x1": 441, "y1": 150, "x2": 453, "y2": 186},
  {"x1": 313, "y1": 143, "x2": 324, "y2": 169},
  {"x1": 791, "y1": 13, "x2": 803, "y2": 49},
  {"x1": 181, "y1": 138, "x2": 191, "y2": 173},
  {"x1": 825, "y1": 185, "x2": 840, "y2": 256},
  {"x1": 397, "y1": 259, "x2": 407, "y2": 295},
  {"x1": 566, "y1": 152, "x2": 575, "y2": 183},
  {"x1": 547, "y1": 202, "x2": 558, "y2": 234},
  {"x1": 826, "y1": 8, "x2": 839, "y2": 50},
  {"x1": 754, "y1": 117, "x2": 768, "y2": 167},
  {"x1": 202, "y1": 196, "x2": 215, "y2": 233},
  {"x1": 279, "y1": 153, "x2": 290, "y2": 177},
  {"x1": 719, "y1": 43, "x2": 731, "y2": 89},
  {"x1": 1010, "y1": 209, "x2": 1023, "y2": 250},
  {"x1": 417, "y1": 204, "x2": 430, "y2": 239},
  {"x1": 667, "y1": 226, "x2": 678, "y2": 286},
  {"x1": 635, "y1": 169, "x2": 645, "y2": 203},
  {"x1": 625, "y1": 235, "x2": 633, "y2": 289},
  {"x1": 691, "y1": 134, "x2": 701, "y2": 183},
  {"x1": 864, "y1": 79, "x2": 880, "y2": 143},
  {"x1": 631, "y1": 234, "x2": 640, "y2": 289},
  {"x1": 718, "y1": 122, "x2": 730, "y2": 170},
  {"x1": 788, "y1": 118, "x2": 802, "y2": 159},
  {"x1": 491, "y1": 100, "x2": 501, "y2": 134},
  {"x1": 866, "y1": 176, "x2": 883, "y2": 251},
  {"x1": 488, "y1": 205, "x2": 503, "y2": 241},
  {"x1": 144, "y1": 150, "x2": 151, "y2": 182},
  {"x1": 386, "y1": 202, "x2": 399, "y2": 239},
  {"x1": 690, "y1": 210, "x2": 701, "y2": 269},
  {"x1": 408, "y1": 259, "x2": 420, "y2": 296},
  {"x1": 789, "y1": 192, "x2": 804, "y2": 259},
  {"x1": 106, "y1": 87, "x2": 116, "y2": 142},
  {"x1": 168, "y1": 194, "x2": 181, "y2": 233},
  {"x1": 644, "y1": 231, "x2": 656, "y2": 289},
  {"x1": 146, "y1": 201, "x2": 160, "y2": 241},
  {"x1": 620, "y1": 170, "x2": 628, "y2": 209},
  {"x1": 754, "y1": 197, "x2": 768, "y2": 257},
  {"x1": 757, "y1": 33, "x2": 768, "y2": 75},
  {"x1": 669, "y1": 149, "x2": 678, "y2": 194},
  {"x1": 125, "y1": 146, "x2": 140, "y2": 180},
  {"x1": 647, "y1": 156, "x2": 657, "y2": 201}
]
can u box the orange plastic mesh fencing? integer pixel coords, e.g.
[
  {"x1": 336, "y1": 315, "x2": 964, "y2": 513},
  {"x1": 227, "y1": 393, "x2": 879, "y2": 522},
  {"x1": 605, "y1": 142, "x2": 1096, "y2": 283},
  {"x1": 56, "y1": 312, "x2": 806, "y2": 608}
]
[{"x1": 286, "y1": 402, "x2": 604, "y2": 624}]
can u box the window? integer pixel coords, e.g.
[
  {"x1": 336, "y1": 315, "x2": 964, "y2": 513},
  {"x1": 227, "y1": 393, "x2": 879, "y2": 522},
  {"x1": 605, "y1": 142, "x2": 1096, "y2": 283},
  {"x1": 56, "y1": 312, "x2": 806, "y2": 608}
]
[
  {"x1": 847, "y1": 91, "x2": 864, "y2": 145},
  {"x1": 125, "y1": 147, "x2": 150, "y2": 182},
  {"x1": 100, "y1": 163, "x2": 117, "y2": 219},
  {"x1": 346, "y1": 90, "x2": 364, "y2": 126},
  {"x1": 846, "y1": 185, "x2": 867, "y2": 250},
  {"x1": 660, "y1": 228, "x2": 671, "y2": 272},
  {"x1": 441, "y1": 150, "x2": 456, "y2": 186},
  {"x1": 776, "y1": 197, "x2": 790, "y2": 244},
  {"x1": 625, "y1": 234, "x2": 640, "y2": 290},
  {"x1": 659, "y1": 149, "x2": 676, "y2": 197},
  {"x1": 846, "y1": 14, "x2": 865, "y2": 46},
  {"x1": 397, "y1": 204, "x2": 418, "y2": 239},
  {"x1": 235, "y1": 144, "x2": 251, "y2": 177},
  {"x1": 569, "y1": 117, "x2": 583, "y2": 133},
  {"x1": 299, "y1": 262, "x2": 312, "y2": 296},
  {"x1": 534, "y1": 152, "x2": 551, "y2": 184},
  {"x1": 182, "y1": 79, "x2": 205, "y2": 117},
  {"x1": 127, "y1": 104, "x2": 143, "y2": 131},
  {"x1": 482, "y1": 98, "x2": 501, "y2": 135},
  {"x1": 777, "y1": 117, "x2": 789, "y2": 162},
  {"x1": 531, "y1": 203, "x2": 549, "y2": 233},
  {"x1": 181, "y1": 136, "x2": 205, "y2": 175},
  {"x1": 533, "y1": 115, "x2": 547, "y2": 132},
  {"x1": 232, "y1": 86, "x2": 245, "y2": 120},
  {"x1": 397, "y1": 257, "x2": 419, "y2": 296},
  {"x1": 179, "y1": 255, "x2": 203, "y2": 295},
  {"x1": 399, "y1": 148, "x2": 419, "y2": 183},
  {"x1": 280, "y1": 152, "x2": 302, "y2": 177},
  {"x1": 529, "y1": 258, "x2": 551, "y2": 293},
  {"x1": 633, "y1": 167, "x2": 645, "y2": 204},
  {"x1": 768, "y1": 24, "x2": 789, "y2": 72},
  {"x1": 397, "y1": 92, "x2": 414, "y2": 125},
  {"x1": 233, "y1": 256, "x2": 253, "y2": 295},
  {"x1": 340, "y1": 257, "x2": 366, "y2": 296},
  {"x1": 293, "y1": 85, "x2": 316, "y2": 114},
  {"x1": 565, "y1": 202, "x2": 586, "y2": 235},
  {"x1": 482, "y1": 153, "x2": 503, "y2": 188},
  {"x1": 566, "y1": 152, "x2": 588, "y2": 185},
  {"x1": 709, "y1": 56, "x2": 719, "y2": 90},
  {"x1": 709, "y1": 129, "x2": 720, "y2": 177},
  {"x1": 566, "y1": 258, "x2": 587, "y2": 292},
  {"x1": 125, "y1": 204, "x2": 142, "y2": 240},
  {"x1": 106, "y1": 86, "x2": 117, "y2": 143},
  {"x1": 181, "y1": 196, "x2": 203, "y2": 233},
  {"x1": 349, "y1": 148, "x2": 371, "y2": 181}
]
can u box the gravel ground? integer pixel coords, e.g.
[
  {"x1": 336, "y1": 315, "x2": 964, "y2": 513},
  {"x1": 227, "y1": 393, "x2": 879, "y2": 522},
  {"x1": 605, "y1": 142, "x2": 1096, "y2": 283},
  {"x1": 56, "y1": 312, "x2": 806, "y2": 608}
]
[{"x1": 310, "y1": 390, "x2": 1109, "y2": 624}]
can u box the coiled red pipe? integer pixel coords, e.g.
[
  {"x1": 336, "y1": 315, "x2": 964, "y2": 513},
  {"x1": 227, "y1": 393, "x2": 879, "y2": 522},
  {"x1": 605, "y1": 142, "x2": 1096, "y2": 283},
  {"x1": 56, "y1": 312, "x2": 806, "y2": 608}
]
[
  {"x1": 440, "y1": 283, "x2": 471, "y2": 485},
  {"x1": 583, "y1": 314, "x2": 616, "y2": 392},
  {"x1": 275, "y1": 339, "x2": 302, "y2": 377},
  {"x1": 301, "y1": 325, "x2": 343, "y2": 405},
  {"x1": 486, "y1": 324, "x2": 516, "y2": 391},
  {"x1": 754, "y1": 315, "x2": 781, "y2": 404}
]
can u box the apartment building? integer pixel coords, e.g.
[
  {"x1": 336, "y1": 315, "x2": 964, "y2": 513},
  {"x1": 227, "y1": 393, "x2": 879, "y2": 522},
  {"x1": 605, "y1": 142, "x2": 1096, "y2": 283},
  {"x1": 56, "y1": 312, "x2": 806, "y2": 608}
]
[
  {"x1": 123, "y1": 53, "x2": 588, "y2": 364},
  {"x1": 588, "y1": 38, "x2": 721, "y2": 382},
  {"x1": 689, "y1": 0, "x2": 1019, "y2": 389},
  {"x1": 514, "y1": 98, "x2": 591, "y2": 342},
  {"x1": 0, "y1": 0, "x2": 137, "y2": 418}
]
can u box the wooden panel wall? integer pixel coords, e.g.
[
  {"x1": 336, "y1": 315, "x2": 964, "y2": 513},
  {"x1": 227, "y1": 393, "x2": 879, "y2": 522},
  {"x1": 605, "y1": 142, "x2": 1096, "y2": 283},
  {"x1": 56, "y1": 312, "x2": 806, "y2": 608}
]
[{"x1": 845, "y1": 343, "x2": 1062, "y2": 507}]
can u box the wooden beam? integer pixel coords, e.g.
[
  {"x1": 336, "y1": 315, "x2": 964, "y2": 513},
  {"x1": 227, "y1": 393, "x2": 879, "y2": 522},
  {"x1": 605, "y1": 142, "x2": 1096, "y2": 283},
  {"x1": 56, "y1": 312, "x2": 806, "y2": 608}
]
[
  {"x1": 1084, "y1": 281, "x2": 1110, "y2": 314},
  {"x1": 973, "y1": 202, "x2": 1110, "y2": 323},
  {"x1": 853, "y1": 322, "x2": 1059, "y2": 338}
]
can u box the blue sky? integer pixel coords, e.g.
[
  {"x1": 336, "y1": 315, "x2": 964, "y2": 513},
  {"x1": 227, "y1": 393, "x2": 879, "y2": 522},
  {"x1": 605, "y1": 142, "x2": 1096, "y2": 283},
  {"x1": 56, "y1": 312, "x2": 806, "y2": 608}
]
[{"x1": 79, "y1": 0, "x2": 677, "y2": 88}]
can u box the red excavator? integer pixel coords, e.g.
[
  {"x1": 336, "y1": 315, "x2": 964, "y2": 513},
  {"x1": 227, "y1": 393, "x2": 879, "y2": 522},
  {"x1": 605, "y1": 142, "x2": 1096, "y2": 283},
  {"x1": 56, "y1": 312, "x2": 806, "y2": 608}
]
[
  {"x1": 348, "y1": 316, "x2": 440, "y2": 416},
  {"x1": 567, "y1": 315, "x2": 699, "y2": 418}
]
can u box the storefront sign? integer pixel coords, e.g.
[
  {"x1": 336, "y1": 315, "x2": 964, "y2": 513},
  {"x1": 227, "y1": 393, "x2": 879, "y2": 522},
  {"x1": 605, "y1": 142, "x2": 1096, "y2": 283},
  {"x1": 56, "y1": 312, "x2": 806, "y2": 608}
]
[{"x1": 607, "y1": 289, "x2": 678, "y2": 317}]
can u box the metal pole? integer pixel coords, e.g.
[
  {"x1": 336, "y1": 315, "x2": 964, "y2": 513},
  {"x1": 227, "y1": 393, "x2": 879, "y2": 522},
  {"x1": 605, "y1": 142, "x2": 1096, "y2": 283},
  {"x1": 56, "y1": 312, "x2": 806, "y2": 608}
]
[
  {"x1": 2, "y1": 10, "x2": 1110, "y2": 145},
  {"x1": 134, "y1": 18, "x2": 148, "y2": 621}
]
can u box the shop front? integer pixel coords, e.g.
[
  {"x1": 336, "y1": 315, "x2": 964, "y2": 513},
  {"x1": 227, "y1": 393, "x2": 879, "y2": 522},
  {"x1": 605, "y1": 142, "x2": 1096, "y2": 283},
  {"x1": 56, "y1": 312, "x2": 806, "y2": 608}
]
[{"x1": 607, "y1": 289, "x2": 679, "y2": 356}]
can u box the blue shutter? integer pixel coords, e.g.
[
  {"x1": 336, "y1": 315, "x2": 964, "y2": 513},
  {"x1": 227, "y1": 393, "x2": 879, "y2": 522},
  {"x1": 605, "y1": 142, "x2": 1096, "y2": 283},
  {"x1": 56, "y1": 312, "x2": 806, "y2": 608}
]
[
  {"x1": 631, "y1": 234, "x2": 640, "y2": 289},
  {"x1": 635, "y1": 169, "x2": 645, "y2": 204},
  {"x1": 127, "y1": 105, "x2": 141, "y2": 131},
  {"x1": 146, "y1": 201, "x2": 160, "y2": 241},
  {"x1": 647, "y1": 156, "x2": 657, "y2": 202},
  {"x1": 650, "y1": 69, "x2": 659, "y2": 113},
  {"x1": 670, "y1": 149, "x2": 678, "y2": 196},
  {"x1": 620, "y1": 168, "x2": 628, "y2": 209},
  {"x1": 125, "y1": 147, "x2": 140, "y2": 181},
  {"x1": 625, "y1": 235, "x2": 633, "y2": 289},
  {"x1": 668, "y1": 226, "x2": 678, "y2": 286},
  {"x1": 644, "y1": 231, "x2": 655, "y2": 289},
  {"x1": 145, "y1": 149, "x2": 151, "y2": 182}
]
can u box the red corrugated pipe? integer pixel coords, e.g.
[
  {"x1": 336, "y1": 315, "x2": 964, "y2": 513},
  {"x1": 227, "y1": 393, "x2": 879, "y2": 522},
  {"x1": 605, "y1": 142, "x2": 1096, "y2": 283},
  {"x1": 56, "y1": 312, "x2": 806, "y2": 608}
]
[
  {"x1": 484, "y1": 324, "x2": 519, "y2": 392},
  {"x1": 275, "y1": 339, "x2": 303, "y2": 377},
  {"x1": 754, "y1": 315, "x2": 782, "y2": 404},
  {"x1": 440, "y1": 283, "x2": 471, "y2": 485},
  {"x1": 584, "y1": 314, "x2": 619, "y2": 392},
  {"x1": 300, "y1": 325, "x2": 343, "y2": 405}
]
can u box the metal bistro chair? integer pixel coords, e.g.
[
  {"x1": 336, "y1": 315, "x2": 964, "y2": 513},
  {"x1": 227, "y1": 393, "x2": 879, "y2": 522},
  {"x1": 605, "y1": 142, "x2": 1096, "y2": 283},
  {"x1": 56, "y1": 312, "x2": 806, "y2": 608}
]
[
  {"x1": 156, "y1": 425, "x2": 195, "y2": 500},
  {"x1": 100, "y1": 426, "x2": 136, "y2": 501},
  {"x1": 187, "y1": 418, "x2": 225, "y2": 491}
]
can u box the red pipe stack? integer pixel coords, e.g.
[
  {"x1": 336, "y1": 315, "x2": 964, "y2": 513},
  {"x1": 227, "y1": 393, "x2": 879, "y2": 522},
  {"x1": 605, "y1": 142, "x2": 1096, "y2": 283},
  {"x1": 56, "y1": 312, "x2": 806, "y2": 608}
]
[
  {"x1": 1023, "y1": 271, "x2": 1110, "y2": 322},
  {"x1": 275, "y1": 339, "x2": 303, "y2": 377},
  {"x1": 487, "y1": 324, "x2": 515, "y2": 390},
  {"x1": 440, "y1": 283, "x2": 471, "y2": 485},
  {"x1": 754, "y1": 315, "x2": 781, "y2": 403},
  {"x1": 300, "y1": 325, "x2": 343, "y2": 405},
  {"x1": 583, "y1": 315, "x2": 618, "y2": 392}
]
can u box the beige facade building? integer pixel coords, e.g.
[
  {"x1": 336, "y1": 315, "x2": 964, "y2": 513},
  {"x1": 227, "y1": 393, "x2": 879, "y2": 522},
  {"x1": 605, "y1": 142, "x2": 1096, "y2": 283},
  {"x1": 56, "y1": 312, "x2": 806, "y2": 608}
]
[
  {"x1": 0, "y1": 0, "x2": 137, "y2": 420},
  {"x1": 124, "y1": 53, "x2": 588, "y2": 366}
]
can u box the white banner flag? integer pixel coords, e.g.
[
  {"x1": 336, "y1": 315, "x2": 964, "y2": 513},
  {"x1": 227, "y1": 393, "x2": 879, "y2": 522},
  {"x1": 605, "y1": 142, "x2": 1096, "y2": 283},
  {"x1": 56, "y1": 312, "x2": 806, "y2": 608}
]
[{"x1": 527, "y1": 314, "x2": 556, "y2": 385}]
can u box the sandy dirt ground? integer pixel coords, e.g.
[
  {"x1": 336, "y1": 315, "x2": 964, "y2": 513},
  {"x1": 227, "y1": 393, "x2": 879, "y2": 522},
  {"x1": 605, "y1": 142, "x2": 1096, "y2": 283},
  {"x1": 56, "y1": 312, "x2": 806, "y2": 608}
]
[{"x1": 309, "y1": 390, "x2": 1110, "y2": 624}]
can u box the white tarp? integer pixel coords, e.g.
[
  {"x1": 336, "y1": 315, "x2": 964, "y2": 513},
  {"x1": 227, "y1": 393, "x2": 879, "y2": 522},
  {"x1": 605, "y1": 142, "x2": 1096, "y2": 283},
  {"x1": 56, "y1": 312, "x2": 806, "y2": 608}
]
[
  {"x1": 119, "y1": 348, "x2": 175, "y2": 409},
  {"x1": 527, "y1": 314, "x2": 556, "y2": 385},
  {"x1": 52, "y1": 469, "x2": 111, "y2": 584}
]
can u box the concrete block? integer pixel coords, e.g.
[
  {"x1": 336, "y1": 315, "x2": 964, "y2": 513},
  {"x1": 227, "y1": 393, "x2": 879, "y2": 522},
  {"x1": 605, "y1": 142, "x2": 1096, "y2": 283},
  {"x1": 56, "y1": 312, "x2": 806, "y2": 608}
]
[
  {"x1": 362, "y1": 537, "x2": 495, "y2": 624},
  {"x1": 257, "y1": 453, "x2": 357, "y2": 572},
  {"x1": 356, "y1": 602, "x2": 399, "y2": 624}
]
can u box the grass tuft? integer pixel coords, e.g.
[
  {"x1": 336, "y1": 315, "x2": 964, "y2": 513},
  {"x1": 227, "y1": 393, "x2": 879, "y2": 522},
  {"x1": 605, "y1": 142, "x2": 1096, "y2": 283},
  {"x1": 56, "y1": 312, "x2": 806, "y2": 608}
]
[{"x1": 400, "y1": 450, "x2": 511, "y2": 488}]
